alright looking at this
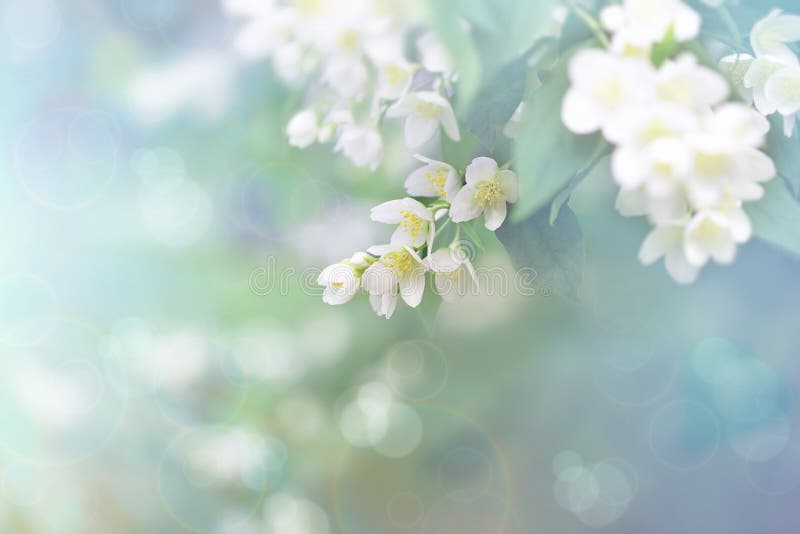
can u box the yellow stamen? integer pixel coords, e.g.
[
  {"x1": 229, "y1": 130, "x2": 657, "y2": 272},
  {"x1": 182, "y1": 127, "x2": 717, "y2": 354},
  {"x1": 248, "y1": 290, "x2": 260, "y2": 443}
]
[
  {"x1": 595, "y1": 78, "x2": 625, "y2": 107},
  {"x1": 695, "y1": 152, "x2": 728, "y2": 177},
  {"x1": 425, "y1": 167, "x2": 448, "y2": 197},
  {"x1": 399, "y1": 210, "x2": 426, "y2": 240},
  {"x1": 473, "y1": 179, "x2": 503, "y2": 207},
  {"x1": 415, "y1": 100, "x2": 440, "y2": 119},
  {"x1": 382, "y1": 249, "x2": 415, "y2": 275},
  {"x1": 385, "y1": 64, "x2": 405, "y2": 86}
]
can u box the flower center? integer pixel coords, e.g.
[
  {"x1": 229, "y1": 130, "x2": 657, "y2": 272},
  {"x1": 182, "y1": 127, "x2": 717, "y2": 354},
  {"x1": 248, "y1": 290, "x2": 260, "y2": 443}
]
[
  {"x1": 595, "y1": 78, "x2": 625, "y2": 108},
  {"x1": 658, "y1": 79, "x2": 694, "y2": 107},
  {"x1": 400, "y1": 210, "x2": 426, "y2": 240},
  {"x1": 382, "y1": 250, "x2": 415, "y2": 275},
  {"x1": 640, "y1": 119, "x2": 674, "y2": 144},
  {"x1": 474, "y1": 179, "x2": 503, "y2": 207},
  {"x1": 415, "y1": 100, "x2": 441, "y2": 119},
  {"x1": 695, "y1": 152, "x2": 728, "y2": 177},
  {"x1": 338, "y1": 29, "x2": 360, "y2": 52},
  {"x1": 425, "y1": 167, "x2": 448, "y2": 197},
  {"x1": 385, "y1": 64, "x2": 406, "y2": 86}
]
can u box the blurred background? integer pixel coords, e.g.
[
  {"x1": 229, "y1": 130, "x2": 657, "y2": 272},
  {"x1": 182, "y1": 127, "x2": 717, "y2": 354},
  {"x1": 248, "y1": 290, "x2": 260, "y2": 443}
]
[{"x1": 2, "y1": 1, "x2": 800, "y2": 533}]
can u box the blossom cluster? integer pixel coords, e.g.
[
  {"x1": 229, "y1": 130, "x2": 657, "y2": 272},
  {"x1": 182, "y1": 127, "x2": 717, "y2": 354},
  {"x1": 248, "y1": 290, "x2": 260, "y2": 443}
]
[
  {"x1": 224, "y1": 0, "x2": 460, "y2": 171},
  {"x1": 562, "y1": 0, "x2": 777, "y2": 283},
  {"x1": 318, "y1": 156, "x2": 518, "y2": 318},
  {"x1": 720, "y1": 10, "x2": 800, "y2": 137}
]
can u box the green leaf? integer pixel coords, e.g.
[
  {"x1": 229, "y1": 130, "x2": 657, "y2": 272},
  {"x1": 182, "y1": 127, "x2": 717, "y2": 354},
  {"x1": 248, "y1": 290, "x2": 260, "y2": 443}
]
[
  {"x1": 441, "y1": 129, "x2": 481, "y2": 173},
  {"x1": 512, "y1": 51, "x2": 607, "y2": 222},
  {"x1": 766, "y1": 115, "x2": 800, "y2": 196},
  {"x1": 651, "y1": 25, "x2": 678, "y2": 67},
  {"x1": 422, "y1": 0, "x2": 483, "y2": 108},
  {"x1": 496, "y1": 204, "x2": 584, "y2": 300},
  {"x1": 463, "y1": 55, "x2": 528, "y2": 153},
  {"x1": 747, "y1": 178, "x2": 800, "y2": 258}
]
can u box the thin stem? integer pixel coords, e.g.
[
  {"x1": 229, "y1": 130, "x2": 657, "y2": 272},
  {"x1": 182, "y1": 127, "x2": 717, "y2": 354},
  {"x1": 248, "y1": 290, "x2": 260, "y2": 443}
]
[
  {"x1": 717, "y1": 5, "x2": 743, "y2": 51},
  {"x1": 567, "y1": 1, "x2": 610, "y2": 49}
]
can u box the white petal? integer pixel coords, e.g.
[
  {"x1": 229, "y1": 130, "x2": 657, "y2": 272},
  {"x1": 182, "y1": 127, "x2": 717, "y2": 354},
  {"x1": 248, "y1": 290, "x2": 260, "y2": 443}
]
[
  {"x1": 786, "y1": 114, "x2": 798, "y2": 137},
  {"x1": 438, "y1": 102, "x2": 461, "y2": 141},
  {"x1": 638, "y1": 228, "x2": 670, "y2": 265},
  {"x1": 399, "y1": 269, "x2": 426, "y2": 308},
  {"x1": 673, "y1": 4, "x2": 701, "y2": 41},
  {"x1": 727, "y1": 209, "x2": 753, "y2": 243},
  {"x1": 386, "y1": 94, "x2": 416, "y2": 118},
  {"x1": 465, "y1": 157, "x2": 499, "y2": 185},
  {"x1": 561, "y1": 89, "x2": 603, "y2": 134},
  {"x1": 497, "y1": 170, "x2": 518, "y2": 203},
  {"x1": 664, "y1": 252, "x2": 700, "y2": 284},
  {"x1": 449, "y1": 185, "x2": 482, "y2": 223},
  {"x1": 370, "y1": 199, "x2": 407, "y2": 224},
  {"x1": 404, "y1": 116, "x2": 438, "y2": 148},
  {"x1": 612, "y1": 147, "x2": 646, "y2": 189},
  {"x1": 424, "y1": 249, "x2": 461, "y2": 273},
  {"x1": 735, "y1": 148, "x2": 776, "y2": 183},
  {"x1": 382, "y1": 292, "x2": 398, "y2": 318},
  {"x1": 764, "y1": 67, "x2": 800, "y2": 116},
  {"x1": 483, "y1": 201, "x2": 507, "y2": 231},
  {"x1": 751, "y1": 10, "x2": 800, "y2": 64}
]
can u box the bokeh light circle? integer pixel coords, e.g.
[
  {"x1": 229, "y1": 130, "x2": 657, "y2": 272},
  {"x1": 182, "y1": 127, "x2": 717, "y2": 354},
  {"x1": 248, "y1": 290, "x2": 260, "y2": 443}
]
[
  {"x1": 0, "y1": 317, "x2": 126, "y2": 465},
  {"x1": 746, "y1": 444, "x2": 800, "y2": 495},
  {"x1": 649, "y1": 400, "x2": 720, "y2": 471},
  {"x1": 139, "y1": 173, "x2": 214, "y2": 247},
  {"x1": 100, "y1": 316, "x2": 158, "y2": 397},
  {"x1": 384, "y1": 339, "x2": 448, "y2": 401},
  {"x1": 386, "y1": 491, "x2": 424, "y2": 529},
  {"x1": 332, "y1": 405, "x2": 511, "y2": 533},
  {"x1": 14, "y1": 108, "x2": 118, "y2": 209},
  {"x1": 117, "y1": 0, "x2": 177, "y2": 32},
  {"x1": 154, "y1": 332, "x2": 248, "y2": 428},
  {"x1": 159, "y1": 427, "x2": 276, "y2": 533},
  {"x1": 3, "y1": 0, "x2": 61, "y2": 51},
  {"x1": 0, "y1": 273, "x2": 58, "y2": 347}
]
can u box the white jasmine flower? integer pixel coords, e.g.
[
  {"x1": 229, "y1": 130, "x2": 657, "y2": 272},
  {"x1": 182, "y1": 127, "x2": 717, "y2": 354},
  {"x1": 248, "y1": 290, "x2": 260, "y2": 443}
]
[
  {"x1": 376, "y1": 58, "x2": 416, "y2": 100},
  {"x1": 562, "y1": 50, "x2": 655, "y2": 135},
  {"x1": 744, "y1": 56, "x2": 795, "y2": 116},
  {"x1": 720, "y1": 54, "x2": 755, "y2": 102},
  {"x1": 229, "y1": 5, "x2": 298, "y2": 61},
  {"x1": 450, "y1": 157, "x2": 518, "y2": 231},
  {"x1": 707, "y1": 103, "x2": 771, "y2": 147},
  {"x1": 615, "y1": 187, "x2": 649, "y2": 218},
  {"x1": 655, "y1": 54, "x2": 730, "y2": 110},
  {"x1": 424, "y1": 248, "x2": 477, "y2": 303},
  {"x1": 335, "y1": 124, "x2": 383, "y2": 170},
  {"x1": 286, "y1": 109, "x2": 319, "y2": 148},
  {"x1": 386, "y1": 91, "x2": 460, "y2": 148},
  {"x1": 603, "y1": 103, "x2": 699, "y2": 148},
  {"x1": 417, "y1": 32, "x2": 453, "y2": 74},
  {"x1": 764, "y1": 65, "x2": 800, "y2": 117},
  {"x1": 370, "y1": 198, "x2": 435, "y2": 249},
  {"x1": 750, "y1": 9, "x2": 800, "y2": 65},
  {"x1": 273, "y1": 41, "x2": 316, "y2": 84},
  {"x1": 324, "y1": 56, "x2": 369, "y2": 100},
  {"x1": 639, "y1": 222, "x2": 700, "y2": 284},
  {"x1": 404, "y1": 155, "x2": 460, "y2": 201},
  {"x1": 362, "y1": 244, "x2": 427, "y2": 319},
  {"x1": 684, "y1": 208, "x2": 752, "y2": 267},
  {"x1": 317, "y1": 108, "x2": 354, "y2": 143},
  {"x1": 612, "y1": 137, "x2": 691, "y2": 193},
  {"x1": 318, "y1": 252, "x2": 371, "y2": 306},
  {"x1": 684, "y1": 137, "x2": 768, "y2": 209},
  {"x1": 600, "y1": 0, "x2": 700, "y2": 54}
]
